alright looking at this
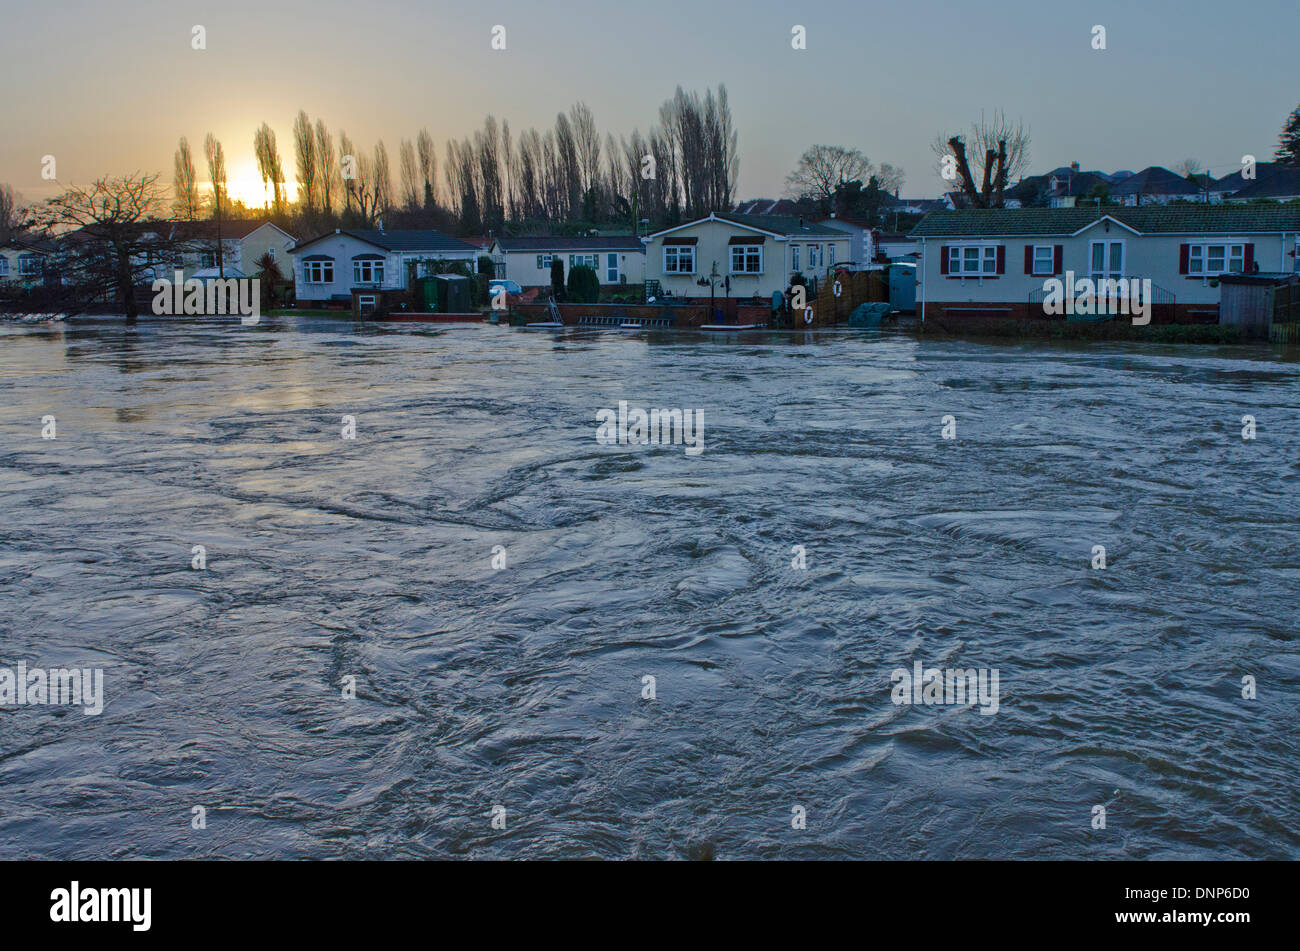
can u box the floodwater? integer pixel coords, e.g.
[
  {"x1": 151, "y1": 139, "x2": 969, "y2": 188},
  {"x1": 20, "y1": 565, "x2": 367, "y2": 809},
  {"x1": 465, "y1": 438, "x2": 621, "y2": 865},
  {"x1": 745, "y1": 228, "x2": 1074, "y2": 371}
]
[{"x1": 0, "y1": 316, "x2": 1297, "y2": 859}]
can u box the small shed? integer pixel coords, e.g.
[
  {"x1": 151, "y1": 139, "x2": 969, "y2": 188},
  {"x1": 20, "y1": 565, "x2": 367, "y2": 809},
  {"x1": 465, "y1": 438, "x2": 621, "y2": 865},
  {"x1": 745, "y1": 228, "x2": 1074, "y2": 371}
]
[
  {"x1": 433, "y1": 273, "x2": 472, "y2": 313},
  {"x1": 1218, "y1": 273, "x2": 1300, "y2": 339}
]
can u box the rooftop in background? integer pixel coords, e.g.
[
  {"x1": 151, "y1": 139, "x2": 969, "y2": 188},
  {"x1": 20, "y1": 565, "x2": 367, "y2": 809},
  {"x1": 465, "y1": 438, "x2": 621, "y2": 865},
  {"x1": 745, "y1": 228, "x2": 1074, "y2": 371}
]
[
  {"x1": 172, "y1": 219, "x2": 295, "y2": 241},
  {"x1": 710, "y1": 212, "x2": 845, "y2": 236},
  {"x1": 1222, "y1": 164, "x2": 1300, "y2": 200},
  {"x1": 910, "y1": 205, "x2": 1300, "y2": 237},
  {"x1": 291, "y1": 228, "x2": 480, "y2": 254},
  {"x1": 493, "y1": 235, "x2": 645, "y2": 252},
  {"x1": 732, "y1": 198, "x2": 804, "y2": 216},
  {"x1": 1108, "y1": 166, "x2": 1200, "y2": 196}
]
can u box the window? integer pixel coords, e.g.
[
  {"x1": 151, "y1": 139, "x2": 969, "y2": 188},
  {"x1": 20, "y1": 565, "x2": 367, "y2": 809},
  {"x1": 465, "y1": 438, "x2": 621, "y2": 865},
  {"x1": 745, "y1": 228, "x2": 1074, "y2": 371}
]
[
  {"x1": 19, "y1": 254, "x2": 42, "y2": 276},
  {"x1": 569, "y1": 254, "x2": 597, "y2": 269},
  {"x1": 947, "y1": 245, "x2": 998, "y2": 276},
  {"x1": 537, "y1": 254, "x2": 553, "y2": 270},
  {"x1": 0, "y1": 258, "x2": 8, "y2": 276},
  {"x1": 304, "y1": 260, "x2": 334, "y2": 284},
  {"x1": 200, "y1": 251, "x2": 217, "y2": 268},
  {"x1": 808, "y1": 245, "x2": 821, "y2": 269},
  {"x1": 1187, "y1": 243, "x2": 1244, "y2": 276},
  {"x1": 663, "y1": 245, "x2": 695, "y2": 274},
  {"x1": 828, "y1": 244, "x2": 836, "y2": 266},
  {"x1": 353, "y1": 259, "x2": 384, "y2": 284},
  {"x1": 730, "y1": 244, "x2": 762, "y2": 274},
  {"x1": 791, "y1": 244, "x2": 800, "y2": 271},
  {"x1": 1031, "y1": 245, "x2": 1055, "y2": 276},
  {"x1": 1089, "y1": 241, "x2": 1124, "y2": 281}
]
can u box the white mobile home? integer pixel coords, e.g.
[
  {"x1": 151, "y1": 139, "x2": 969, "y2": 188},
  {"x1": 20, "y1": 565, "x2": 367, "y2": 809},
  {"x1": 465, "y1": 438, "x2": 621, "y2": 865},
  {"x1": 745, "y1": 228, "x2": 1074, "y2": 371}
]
[{"x1": 910, "y1": 206, "x2": 1300, "y2": 322}]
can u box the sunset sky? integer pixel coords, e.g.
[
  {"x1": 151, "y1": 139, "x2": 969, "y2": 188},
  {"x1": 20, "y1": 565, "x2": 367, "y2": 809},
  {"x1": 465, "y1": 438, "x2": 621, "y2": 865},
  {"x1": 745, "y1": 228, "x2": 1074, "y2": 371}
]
[{"x1": 1, "y1": 0, "x2": 1297, "y2": 209}]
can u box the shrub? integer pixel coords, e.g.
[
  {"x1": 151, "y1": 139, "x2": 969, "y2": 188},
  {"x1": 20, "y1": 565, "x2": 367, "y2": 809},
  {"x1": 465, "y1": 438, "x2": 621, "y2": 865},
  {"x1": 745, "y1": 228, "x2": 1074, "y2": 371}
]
[{"x1": 567, "y1": 264, "x2": 600, "y2": 303}]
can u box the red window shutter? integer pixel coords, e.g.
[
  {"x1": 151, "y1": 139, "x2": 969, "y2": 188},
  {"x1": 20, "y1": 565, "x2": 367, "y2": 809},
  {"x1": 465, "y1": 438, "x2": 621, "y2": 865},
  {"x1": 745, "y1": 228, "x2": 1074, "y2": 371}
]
[
  {"x1": 1179, "y1": 244, "x2": 1190, "y2": 274},
  {"x1": 996, "y1": 245, "x2": 1006, "y2": 274},
  {"x1": 1244, "y1": 243, "x2": 1255, "y2": 272},
  {"x1": 940, "y1": 246, "x2": 949, "y2": 274},
  {"x1": 1024, "y1": 245, "x2": 1033, "y2": 274},
  {"x1": 1053, "y1": 245, "x2": 1063, "y2": 275}
]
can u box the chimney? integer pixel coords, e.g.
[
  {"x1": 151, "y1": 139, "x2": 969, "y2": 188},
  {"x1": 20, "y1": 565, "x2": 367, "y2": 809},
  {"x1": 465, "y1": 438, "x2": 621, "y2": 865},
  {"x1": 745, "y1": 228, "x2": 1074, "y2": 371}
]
[{"x1": 1070, "y1": 161, "x2": 1080, "y2": 174}]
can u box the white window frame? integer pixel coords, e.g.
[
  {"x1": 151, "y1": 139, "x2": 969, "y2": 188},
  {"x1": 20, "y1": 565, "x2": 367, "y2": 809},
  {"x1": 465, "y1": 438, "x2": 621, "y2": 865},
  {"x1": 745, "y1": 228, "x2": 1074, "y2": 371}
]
[
  {"x1": 1187, "y1": 242, "x2": 1244, "y2": 277},
  {"x1": 729, "y1": 243, "x2": 763, "y2": 274},
  {"x1": 353, "y1": 259, "x2": 385, "y2": 285},
  {"x1": 568, "y1": 253, "x2": 597, "y2": 270},
  {"x1": 663, "y1": 245, "x2": 696, "y2": 274},
  {"x1": 828, "y1": 244, "x2": 836, "y2": 266},
  {"x1": 0, "y1": 257, "x2": 8, "y2": 276},
  {"x1": 1088, "y1": 240, "x2": 1124, "y2": 282},
  {"x1": 1031, "y1": 245, "x2": 1055, "y2": 276},
  {"x1": 304, "y1": 260, "x2": 334, "y2": 284},
  {"x1": 947, "y1": 244, "x2": 999, "y2": 276},
  {"x1": 537, "y1": 254, "x2": 553, "y2": 270},
  {"x1": 18, "y1": 254, "x2": 42, "y2": 276},
  {"x1": 791, "y1": 244, "x2": 800, "y2": 271}
]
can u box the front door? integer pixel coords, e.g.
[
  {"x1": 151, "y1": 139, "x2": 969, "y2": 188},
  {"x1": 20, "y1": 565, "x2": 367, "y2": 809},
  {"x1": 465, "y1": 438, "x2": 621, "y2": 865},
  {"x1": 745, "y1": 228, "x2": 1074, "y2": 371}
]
[
  {"x1": 606, "y1": 252, "x2": 619, "y2": 284},
  {"x1": 1089, "y1": 240, "x2": 1124, "y2": 282}
]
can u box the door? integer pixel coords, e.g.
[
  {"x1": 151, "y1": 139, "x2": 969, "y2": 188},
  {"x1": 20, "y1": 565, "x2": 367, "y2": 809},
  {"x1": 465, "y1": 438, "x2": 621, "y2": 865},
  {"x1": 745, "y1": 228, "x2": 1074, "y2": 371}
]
[
  {"x1": 1089, "y1": 240, "x2": 1124, "y2": 282},
  {"x1": 606, "y1": 253, "x2": 619, "y2": 284}
]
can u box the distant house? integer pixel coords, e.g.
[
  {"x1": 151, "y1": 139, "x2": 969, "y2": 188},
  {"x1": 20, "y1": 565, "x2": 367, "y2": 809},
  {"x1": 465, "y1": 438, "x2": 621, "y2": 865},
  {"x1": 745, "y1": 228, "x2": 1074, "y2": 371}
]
[
  {"x1": 644, "y1": 212, "x2": 852, "y2": 300},
  {"x1": 288, "y1": 228, "x2": 479, "y2": 308},
  {"x1": 171, "y1": 220, "x2": 298, "y2": 280},
  {"x1": 488, "y1": 235, "x2": 645, "y2": 287},
  {"x1": 0, "y1": 235, "x2": 55, "y2": 289},
  {"x1": 910, "y1": 205, "x2": 1300, "y2": 322},
  {"x1": 811, "y1": 215, "x2": 875, "y2": 265},
  {"x1": 1221, "y1": 164, "x2": 1300, "y2": 203},
  {"x1": 1108, "y1": 166, "x2": 1207, "y2": 205},
  {"x1": 875, "y1": 231, "x2": 921, "y2": 262}
]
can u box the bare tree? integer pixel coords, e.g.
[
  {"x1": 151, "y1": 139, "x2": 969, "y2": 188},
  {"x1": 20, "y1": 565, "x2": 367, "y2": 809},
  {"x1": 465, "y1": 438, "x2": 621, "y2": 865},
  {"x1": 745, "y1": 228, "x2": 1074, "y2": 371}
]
[
  {"x1": 787, "y1": 145, "x2": 873, "y2": 208},
  {"x1": 877, "y1": 163, "x2": 905, "y2": 196},
  {"x1": 253, "y1": 123, "x2": 286, "y2": 214},
  {"x1": 475, "y1": 117, "x2": 504, "y2": 229},
  {"x1": 372, "y1": 141, "x2": 393, "y2": 219},
  {"x1": 172, "y1": 138, "x2": 200, "y2": 220},
  {"x1": 32, "y1": 173, "x2": 170, "y2": 321},
  {"x1": 339, "y1": 130, "x2": 356, "y2": 217},
  {"x1": 315, "y1": 118, "x2": 337, "y2": 217},
  {"x1": 293, "y1": 111, "x2": 317, "y2": 213},
  {"x1": 932, "y1": 111, "x2": 1030, "y2": 208},
  {"x1": 399, "y1": 138, "x2": 421, "y2": 212},
  {"x1": 416, "y1": 128, "x2": 436, "y2": 209},
  {"x1": 203, "y1": 134, "x2": 228, "y2": 274}
]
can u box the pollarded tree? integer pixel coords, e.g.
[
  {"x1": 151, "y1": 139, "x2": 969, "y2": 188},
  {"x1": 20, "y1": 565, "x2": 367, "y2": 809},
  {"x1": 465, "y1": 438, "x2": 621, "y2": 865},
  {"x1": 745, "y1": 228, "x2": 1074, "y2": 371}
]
[{"x1": 932, "y1": 111, "x2": 1031, "y2": 208}]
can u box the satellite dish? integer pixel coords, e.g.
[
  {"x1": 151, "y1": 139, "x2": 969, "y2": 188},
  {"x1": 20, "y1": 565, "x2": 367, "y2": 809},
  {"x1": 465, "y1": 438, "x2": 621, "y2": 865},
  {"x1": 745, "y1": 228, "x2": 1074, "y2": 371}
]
[{"x1": 647, "y1": 296, "x2": 657, "y2": 304}]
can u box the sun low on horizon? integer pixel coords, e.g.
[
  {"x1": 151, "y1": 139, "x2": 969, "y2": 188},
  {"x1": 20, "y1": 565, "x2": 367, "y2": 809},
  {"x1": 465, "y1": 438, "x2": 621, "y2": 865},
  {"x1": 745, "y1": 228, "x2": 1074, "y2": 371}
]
[{"x1": 219, "y1": 156, "x2": 300, "y2": 210}]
